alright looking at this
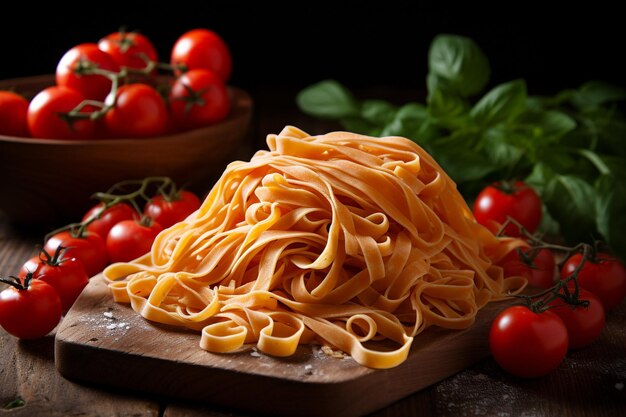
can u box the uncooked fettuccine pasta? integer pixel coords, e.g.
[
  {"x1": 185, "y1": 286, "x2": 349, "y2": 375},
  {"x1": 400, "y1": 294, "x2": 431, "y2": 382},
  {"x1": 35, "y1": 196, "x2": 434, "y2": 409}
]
[{"x1": 104, "y1": 126, "x2": 525, "y2": 369}]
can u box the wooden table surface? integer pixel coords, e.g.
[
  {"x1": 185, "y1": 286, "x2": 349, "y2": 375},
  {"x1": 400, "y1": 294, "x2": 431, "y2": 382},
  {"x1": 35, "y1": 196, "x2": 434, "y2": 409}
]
[{"x1": 1, "y1": 88, "x2": 625, "y2": 417}]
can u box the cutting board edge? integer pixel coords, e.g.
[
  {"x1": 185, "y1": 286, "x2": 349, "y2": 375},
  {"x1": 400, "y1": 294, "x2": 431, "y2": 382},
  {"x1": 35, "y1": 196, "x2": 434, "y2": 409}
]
[
  {"x1": 55, "y1": 334, "x2": 409, "y2": 417},
  {"x1": 53, "y1": 276, "x2": 514, "y2": 417}
]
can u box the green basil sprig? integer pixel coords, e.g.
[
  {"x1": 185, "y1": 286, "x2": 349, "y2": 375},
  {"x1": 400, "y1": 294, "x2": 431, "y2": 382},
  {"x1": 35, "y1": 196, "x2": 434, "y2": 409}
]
[{"x1": 296, "y1": 34, "x2": 626, "y2": 260}]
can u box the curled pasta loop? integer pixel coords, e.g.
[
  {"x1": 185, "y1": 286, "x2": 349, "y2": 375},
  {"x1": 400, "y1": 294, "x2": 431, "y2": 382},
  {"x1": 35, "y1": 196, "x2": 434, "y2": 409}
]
[
  {"x1": 346, "y1": 314, "x2": 377, "y2": 342},
  {"x1": 257, "y1": 312, "x2": 306, "y2": 357},
  {"x1": 200, "y1": 321, "x2": 248, "y2": 353}
]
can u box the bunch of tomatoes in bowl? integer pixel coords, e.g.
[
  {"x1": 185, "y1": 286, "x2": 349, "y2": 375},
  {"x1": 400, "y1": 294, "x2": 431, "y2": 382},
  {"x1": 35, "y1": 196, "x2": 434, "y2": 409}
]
[
  {"x1": 0, "y1": 28, "x2": 232, "y2": 139},
  {"x1": 0, "y1": 176, "x2": 202, "y2": 340}
]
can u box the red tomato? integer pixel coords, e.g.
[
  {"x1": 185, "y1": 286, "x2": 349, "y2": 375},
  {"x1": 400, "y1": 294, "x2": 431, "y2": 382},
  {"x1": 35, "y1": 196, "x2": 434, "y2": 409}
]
[
  {"x1": 0, "y1": 277, "x2": 62, "y2": 339},
  {"x1": 170, "y1": 29, "x2": 232, "y2": 82},
  {"x1": 98, "y1": 31, "x2": 158, "y2": 71},
  {"x1": 27, "y1": 86, "x2": 96, "y2": 140},
  {"x1": 548, "y1": 289, "x2": 605, "y2": 349},
  {"x1": 106, "y1": 219, "x2": 163, "y2": 263},
  {"x1": 0, "y1": 91, "x2": 29, "y2": 137},
  {"x1": 560, "y1": 253, "x2": 626, "y2": 310},
  {"x1": 144, "y1": 190, "x2": 202, "y2": 228},
  {"x1": 489, "y1": 306, "x2": 568, "y2": 378},
  {"x1": 44, "y1": 231, "x2": 108, "y2": 277},
  {"x1": 82, "y1": 202, "x2": 138, "y2": 239},
  {"x1": 20, "y1": 255, "x2": 41, "y2": 277},
  {"x1": 473, "y1": 181, "x2": 542, "y2": 237},
  {"x1": 56, "y1": 43, "x2": 119, "y2": 101},
  {"x1": 104, "y1": 84, "x2": 167, "y2": 138},
  {"x1": 499, "y1": 247, "x2": 556, "y2": 289},
  {"x1": 169, "y1": 69, "x2": 230, "y2": 130},
  {"x1": 18, "y1": 255, "x2": 88, "y2": 313}
]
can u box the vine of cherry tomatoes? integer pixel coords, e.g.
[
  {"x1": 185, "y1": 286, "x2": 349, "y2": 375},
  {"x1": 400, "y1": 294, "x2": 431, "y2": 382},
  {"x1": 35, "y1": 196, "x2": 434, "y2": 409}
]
[
  {"x1": 474, "y1": 180, "x2": 626, "y2": 378},
  {"x1": 0, "y1": 28, "x2": 231, "y2": 139},
  {"x1": 0, "y1": 177, "x2": 202, "y2": 340}
]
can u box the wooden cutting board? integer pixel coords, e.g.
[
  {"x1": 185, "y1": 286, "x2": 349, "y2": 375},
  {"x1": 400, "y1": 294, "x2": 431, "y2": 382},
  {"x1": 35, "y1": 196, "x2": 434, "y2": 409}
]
[{"x1": 55, "y1": 275, "x2": 514, "y2": 417}]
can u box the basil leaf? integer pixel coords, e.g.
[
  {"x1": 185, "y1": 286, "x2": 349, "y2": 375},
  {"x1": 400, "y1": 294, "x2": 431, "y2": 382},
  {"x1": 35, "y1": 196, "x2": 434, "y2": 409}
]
[
  {"x1": 428, "y1": 34, "x2": 490, "y2": 97},
  {"x1": 430, "y1": 145, "x2": 496, "y2": 183},
  {"x1": 516, "y1": 109, "x2": 577, "y2": 140},
  {"x1": 601, "y1": 156, "x2": 626, "y2": 179},
  {"x1": 538, "y1": 203, "x2": 561, "y2": 236},
  {"x1": 481, "y1": 127, "x2": 524, "y2": 168},
  {"x1": 525, "y1": 163, "x2": 556, "y2": 196},
  {"x1": 361, "y1": 100, "x2": 397, "y2": 125},
  {"x1": 572, "y1": 81, "x2": 626, "y2": 109},
  {"x1": 427, "y1": 74, "x2": 469, "y2": 128},
  {"x1": 339, "y1": 117, "x2": 380, "y2": 136},
  {"x1": 577, "y1": 149, "x2": 611, "y2": 175},
  {"x1": 543, "y1": 175, "x2": 597, "y2": 242},
  {"x1": 296, "y1": 80, "x2": 359, "y2": 119},
  {"x1": 594, "y1": 118, "x2": 626, "y2": 158},
  {"x1": 380, "y1": 103, "x2": 440, "y2": 143},
  {"x1": 595, "y1": 175, "x2": 626, "y2": 261},
  {"x1": 527, "y1": 90, "x2": 576, "y2": 109},
  {"x1": 470, "y1": 79, "x2": 527, "y2": 126}
]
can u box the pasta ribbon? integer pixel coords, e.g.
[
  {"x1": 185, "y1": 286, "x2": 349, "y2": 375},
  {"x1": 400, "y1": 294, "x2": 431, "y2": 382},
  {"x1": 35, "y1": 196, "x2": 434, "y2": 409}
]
[{"x1": 104, "y1": 126, "x2": 525, "y2": 369}]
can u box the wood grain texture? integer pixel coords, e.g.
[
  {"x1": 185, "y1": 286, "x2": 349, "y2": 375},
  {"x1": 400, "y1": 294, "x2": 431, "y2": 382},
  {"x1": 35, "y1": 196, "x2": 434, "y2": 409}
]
[
  {"x1": 0, "y1": 330, "x2": 161, "y2": 417},
  {"x1": 55, "y1": 276, "x2": 515, "y2": 417}
]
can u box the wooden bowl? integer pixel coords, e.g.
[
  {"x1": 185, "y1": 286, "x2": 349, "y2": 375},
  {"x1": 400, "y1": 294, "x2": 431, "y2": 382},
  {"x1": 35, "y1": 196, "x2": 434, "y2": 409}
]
[{"x1": 0, "y1": 75, "x2": 253, "y2": 227}]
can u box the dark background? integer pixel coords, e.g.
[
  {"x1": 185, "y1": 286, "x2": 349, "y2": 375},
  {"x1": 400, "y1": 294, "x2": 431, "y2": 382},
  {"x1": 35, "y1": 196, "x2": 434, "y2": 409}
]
[{"x1": 1, "y1": 2, "x2": 624, "y2": 96}]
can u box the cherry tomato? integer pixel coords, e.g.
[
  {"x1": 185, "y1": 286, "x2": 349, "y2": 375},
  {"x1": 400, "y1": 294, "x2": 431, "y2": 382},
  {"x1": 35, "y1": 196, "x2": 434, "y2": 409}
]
[
  {"x1": 0, "y1": 91, "x2": 29, "y2": 137},
  {"x1": 18, "y1": 254, "x2": 88, "y2": 314},
  {"x1": 44, "y1": 231, "x2": 108, "y2": 277},
  {"x1": 82, "y1": 202, "x2": 138, "y2": 240},
  {"x1": 473, "y1": 181, "x2": 542, "y2": 237},
  {"x1": 56, "y1": 43, "x2": 119, "y2": 101},
  {"x1": 98, "y1": 31, "x2": 158, "y2": 71},
  {"x1": 104, "y1": 83, "x2": 167, "y2": 138},
  {"x1": 489, "y1": 306, "x2": 568, "y2": 378},
  {"x1": 20, "y1": 255, "x2": 41, "y2": 277},
  {"x1": 169, "y1": 69, "x2": 230, "y2": 130},
  {"x1": 144, "y1": 190, "x2": 202, "y2": 228},
  {"x1": 560, "y1": 253, "x2": 626, "y2": 310},
  {"x1": 499, "y1": 247, "x2": 556, "y2": 289},
  {"x1": 170, "y1": 29, "x2": 232, "y2": 82},
  {"x1": 107, "y1": 219, "x2": 163, "y2": 263},
  {"x1": 0, "y1": 277, "x2": 62, "y2": 339},
  {"x1": 27, "y1": 86, "x2": 96, "y2": 140},
  {"x1": 548, "y1": 289, "x2": 605, "y2": 349}
]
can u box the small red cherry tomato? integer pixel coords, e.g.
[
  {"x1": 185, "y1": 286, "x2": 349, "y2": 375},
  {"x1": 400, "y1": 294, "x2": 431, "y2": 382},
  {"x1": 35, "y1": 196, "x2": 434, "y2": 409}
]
[
  {"x1": 103, "y1": 83, "x2": 167, "y2": 138},
  {"x1": 144, "y1": 190, "x2": 202, "y2": 228},
  {"x1": 98, "y1": 31, "x2": 158, "y2": 71},
  {"x1": 561, "y1": 253, "x2": 626, "y2": 310},
  {"x1": 499, "y1": 247, "x2": 556, "y2": 289},
  {"x1": 56, "y1": 43, "x2": 119, "y2": 101},
  {"x1": 489, "y1": 306, "x2": 568, "y2": 378},
  {"x1": 106, "y1": 219, "x2": 164, "y2": 263},
  {"x1": 0, "y1": 91, "x2": 29, "y2": 137},
  {"x1": 170, "y1": 28, "x2": 232, "y2": 82},
  {"x1": 82, "y1": 203, "x2": 138, "y2": 240},
  {"x1": 18, "y1": 253, "x2": 88, "y2": 314},
  {"x1": 44, "y1": 231, "x2": 108, "y2": 277},
  {"x1": 27, "y1": 86, "x2": 96, "y2": 140},
  {"x1": 473, "y1": 181, "x2": 542, "y2": 237},
  {"x1": 169, "y1": 69, "x2": 230, "y2": 130},
  {"x1": 548, "y1": 289, "x2": 605, "y2": 349},
  {"x1": 0, "y1": 277, "x2": 62, "y2": 339}
]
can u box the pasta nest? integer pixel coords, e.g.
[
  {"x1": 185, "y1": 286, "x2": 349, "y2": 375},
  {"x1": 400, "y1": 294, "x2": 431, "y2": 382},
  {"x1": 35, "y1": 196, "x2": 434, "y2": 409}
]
[{"x1": 104, "y1": 126, "x2": 524, "y2": 369}]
